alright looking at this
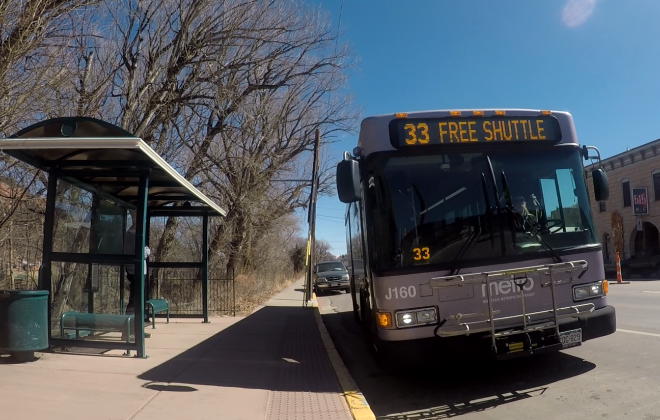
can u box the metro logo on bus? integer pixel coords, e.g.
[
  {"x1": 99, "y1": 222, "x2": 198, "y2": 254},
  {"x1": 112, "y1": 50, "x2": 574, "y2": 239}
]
[
  {"x1": 482, "y1": 277, "x2": 535, "y2": 298},
  {"x1": 389, "y1": 115, "x2": 562, "y2": 148}
]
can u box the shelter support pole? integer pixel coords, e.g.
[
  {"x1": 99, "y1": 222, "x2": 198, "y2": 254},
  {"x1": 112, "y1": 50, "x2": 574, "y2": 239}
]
[
  {"x1": 146, "y1": 212, "x2": 151, "y2": 302},
  {"x1": 43, "y1": 171, "x2": 58, "y2": 342},
  {"x1": 202, "y1": 214, "x2": 209, "y2": 323},
  {"x1": 120, "y1": 209, "x2": 127, "y2": 314},
  {"x1": 305, "y1": 129, "x2": 321, "y2": 305},
  {"x1": 87, "y1": 194, "x2": 100, "y2": 314},
  {"x1": 135, "y1": 172, "x2": 149, "y2": 358}
]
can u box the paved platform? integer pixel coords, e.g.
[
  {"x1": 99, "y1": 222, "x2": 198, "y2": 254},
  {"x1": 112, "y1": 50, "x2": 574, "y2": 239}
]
[{"x1": 0, "y1": 279, "x2": 355, "y2": 420}]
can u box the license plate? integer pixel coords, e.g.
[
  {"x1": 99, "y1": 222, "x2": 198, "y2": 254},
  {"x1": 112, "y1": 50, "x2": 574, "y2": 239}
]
[{"x1": 560, "y1": 328, "x2": 582, "y2": 348}]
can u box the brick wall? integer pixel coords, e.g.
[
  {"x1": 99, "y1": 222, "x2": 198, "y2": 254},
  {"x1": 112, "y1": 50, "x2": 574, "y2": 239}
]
[{"x1": 585, "y1": 139, "x2": 660, "y2": 261}]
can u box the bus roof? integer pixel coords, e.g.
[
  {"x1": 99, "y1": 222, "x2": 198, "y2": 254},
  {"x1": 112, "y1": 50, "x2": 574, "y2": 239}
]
[{"x1": 357, "y1": 109, "x2": 578, "y2": 156}]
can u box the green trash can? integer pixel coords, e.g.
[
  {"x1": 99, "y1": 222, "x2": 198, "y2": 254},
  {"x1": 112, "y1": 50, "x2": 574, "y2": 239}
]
[{"x1": 0, "y1": 290, "x2": 49, "y2": 362}]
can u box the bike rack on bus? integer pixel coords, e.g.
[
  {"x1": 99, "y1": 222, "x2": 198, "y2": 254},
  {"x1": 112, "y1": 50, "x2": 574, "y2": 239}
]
[{"x1": 428, "y1": 260, "x2": 595, "y2": 354}]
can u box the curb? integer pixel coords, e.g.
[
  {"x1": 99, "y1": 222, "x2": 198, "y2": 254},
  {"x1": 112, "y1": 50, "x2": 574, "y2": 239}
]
[{"x1": 312, "y1": 302, "x2": 376, "y2": 420}]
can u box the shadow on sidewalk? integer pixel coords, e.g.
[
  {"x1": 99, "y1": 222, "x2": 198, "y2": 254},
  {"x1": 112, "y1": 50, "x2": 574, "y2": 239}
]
[
  {"x1": 138, "y1": 305, "x2": 337, "y2": 392},
  {"x1": 320, "y1": 306, "x2": 598, "y2": 419}
]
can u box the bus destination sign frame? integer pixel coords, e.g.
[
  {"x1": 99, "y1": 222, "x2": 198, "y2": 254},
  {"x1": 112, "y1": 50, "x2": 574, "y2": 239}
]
[{"x1": 389, "y1": 115, "x2": 562, "y2": 148}]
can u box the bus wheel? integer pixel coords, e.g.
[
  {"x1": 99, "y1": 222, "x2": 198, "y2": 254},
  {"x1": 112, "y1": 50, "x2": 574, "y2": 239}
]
[
  {"x1": 352, "y1": 294, "x2": 361, "y2": 324},
  {"x1": 360, "y1": 293, "x2": 374, "y2": 336},
  {"x1": 356, "y1": 291, "x2": 368, "y2": 325}
]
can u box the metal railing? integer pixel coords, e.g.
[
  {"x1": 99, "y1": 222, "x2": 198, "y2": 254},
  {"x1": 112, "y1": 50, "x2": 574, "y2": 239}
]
[
  {"x1": 149, "y1": 267, "x2": 235, "y2": 317},
  {"x1": 429, "y1": 260, "x2": 593, "y2": 354},
  {"x1": 45, "y1": 263, "x2": 235, "y2": 335}
]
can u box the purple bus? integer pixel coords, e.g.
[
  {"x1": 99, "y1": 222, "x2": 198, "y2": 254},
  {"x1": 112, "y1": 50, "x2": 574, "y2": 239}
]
[{"x1": 337, "y1": 109, "x2": 616, "y2": 365}]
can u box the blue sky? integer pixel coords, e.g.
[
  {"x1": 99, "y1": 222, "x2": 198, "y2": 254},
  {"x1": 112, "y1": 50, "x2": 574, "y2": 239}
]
[{"x1": 302, "y1": 0, "x2": 660, "y2": 256}]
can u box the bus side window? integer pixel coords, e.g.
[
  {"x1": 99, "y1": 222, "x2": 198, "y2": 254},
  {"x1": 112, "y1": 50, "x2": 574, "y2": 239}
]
[
  {"x1": 540, "y1": 178, "x2": 559, "y2": 225},
  {"x1": 556, "y1": 169, "x2": 581, "y2": 230},
  {"x1": 350, "y1": 202, "x2": 364, "y2": 265},
  {"x1": 540, "y1": 169, "x2": 582, "y2": 232}
]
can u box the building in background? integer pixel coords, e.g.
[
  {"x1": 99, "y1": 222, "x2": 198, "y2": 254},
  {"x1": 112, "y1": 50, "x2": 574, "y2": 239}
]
[{"x1": 585, "y1": 138, "x2": 660, "y2": 274}]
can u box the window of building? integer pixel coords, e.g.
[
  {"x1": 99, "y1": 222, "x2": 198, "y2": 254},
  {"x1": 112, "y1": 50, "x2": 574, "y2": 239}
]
[
  {"x1": 653, "y1": 170, "x2": 660, "y2": 201},
  {"x1": 599, "y1": 202, "x2": 606, "y2": 212},
  {"x1": 622, "y1": 178, "x2": 631, "y2": 207}
]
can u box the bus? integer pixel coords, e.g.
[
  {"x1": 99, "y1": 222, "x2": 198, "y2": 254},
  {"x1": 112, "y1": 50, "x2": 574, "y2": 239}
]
[{"x1": 337, "y1": 109, "x2": 615, "y2": 364}]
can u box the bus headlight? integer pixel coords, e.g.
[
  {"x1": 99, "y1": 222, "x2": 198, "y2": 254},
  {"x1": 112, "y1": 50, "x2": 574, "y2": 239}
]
[
  {"x1": 573, "y1": 281, "x2": 606, "y2": 301},
  {"x1": 395, "y1": 307, "x2": 437, "y2": 328}
]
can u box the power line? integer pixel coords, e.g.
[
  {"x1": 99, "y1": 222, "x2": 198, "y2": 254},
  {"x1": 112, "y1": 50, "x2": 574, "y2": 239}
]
[
  {"x1": 317, "y1": 213, "x2": 343, "y2": 219},
  {"x1": 316, "y1": 217, "x2": 343, "y2": 224},
  {"x1": 334, "y1": 0, "x2": 344, "y2": 55}
]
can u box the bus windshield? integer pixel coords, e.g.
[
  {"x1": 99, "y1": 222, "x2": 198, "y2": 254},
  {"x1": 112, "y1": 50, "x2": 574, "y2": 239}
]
[{"x1": 365, "y1": 146, "x2": 598, "y2": 271}]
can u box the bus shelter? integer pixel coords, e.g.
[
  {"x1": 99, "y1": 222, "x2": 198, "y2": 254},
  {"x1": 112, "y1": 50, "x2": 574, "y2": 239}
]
[{"x1": 1, "y1": 117, "x2": 226, "y2": 358}]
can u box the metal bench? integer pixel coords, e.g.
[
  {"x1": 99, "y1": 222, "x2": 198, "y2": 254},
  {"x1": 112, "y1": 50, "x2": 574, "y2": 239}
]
[
  {"x1": 60, "y1": 311, "x2": 134, "y2": 344},
  {"x1": 146, "y1": 298, "x2": 169, "y2": 329}
]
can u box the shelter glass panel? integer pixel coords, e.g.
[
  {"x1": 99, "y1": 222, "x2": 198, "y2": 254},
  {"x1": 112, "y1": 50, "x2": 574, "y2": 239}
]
[
  {"x1": 52, "y1": 180, "x2": 93, "y2": 253},
  {"x1": 92, "y1": 199, "x2": 126, "y2": 254},
  {"x1": 49, "y1": 261, "x2": 133, "y2": 343}
]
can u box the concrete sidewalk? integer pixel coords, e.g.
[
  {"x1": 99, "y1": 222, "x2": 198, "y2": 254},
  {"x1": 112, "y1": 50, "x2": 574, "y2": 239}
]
[{"x1": 0, "y1": 279, "x2": 353, "y2": 420}]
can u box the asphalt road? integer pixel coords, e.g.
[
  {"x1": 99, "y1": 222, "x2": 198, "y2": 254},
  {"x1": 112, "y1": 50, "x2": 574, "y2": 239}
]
[{"x1": 318, "y1": 280, "x2": 660, "y2": 420}]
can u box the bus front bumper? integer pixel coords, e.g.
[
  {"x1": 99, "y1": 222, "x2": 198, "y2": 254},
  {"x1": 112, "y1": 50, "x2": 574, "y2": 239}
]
[
  {"x1": 558, "y1": 304, "x2": 616, "y2": 341},
  {"x1": 374, "y1": 305, "x2": 616, "y2": 362}
]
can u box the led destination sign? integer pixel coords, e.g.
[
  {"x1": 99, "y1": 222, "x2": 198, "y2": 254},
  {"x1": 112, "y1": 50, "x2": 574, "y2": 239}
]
[{"x1": 390, "y1": 115, "x2": 562, "y2": 148}]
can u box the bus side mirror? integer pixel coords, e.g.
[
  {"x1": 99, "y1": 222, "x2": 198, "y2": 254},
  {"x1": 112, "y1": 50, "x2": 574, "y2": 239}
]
[
  {"x1": 592, "y1": 168, "x2": 609, "y2": 201},
  {"x1": 336, "y1": 159, "x2": 360, "y2": 203}
]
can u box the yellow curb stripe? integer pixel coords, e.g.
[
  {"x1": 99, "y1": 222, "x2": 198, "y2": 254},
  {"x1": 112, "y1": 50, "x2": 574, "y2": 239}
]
[{"x1": 313, "y1": 308, "x2": 376, "y2": 420}]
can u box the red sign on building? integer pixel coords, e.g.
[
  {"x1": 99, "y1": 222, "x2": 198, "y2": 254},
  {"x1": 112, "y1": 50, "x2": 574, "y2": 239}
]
[{"x1": 632, "y1": 188, "x2": 649, "y2": 215}]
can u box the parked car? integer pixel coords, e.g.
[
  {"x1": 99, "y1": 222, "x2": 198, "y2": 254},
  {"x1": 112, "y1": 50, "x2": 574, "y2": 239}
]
[{"x1": 313, "y1": 260, "x2": 350, "y2": 295}]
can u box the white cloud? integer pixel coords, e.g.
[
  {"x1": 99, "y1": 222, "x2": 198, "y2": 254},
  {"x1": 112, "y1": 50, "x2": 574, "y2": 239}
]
[{"x1": 562, "y1": 0, "x2": 599, "y2": 27}]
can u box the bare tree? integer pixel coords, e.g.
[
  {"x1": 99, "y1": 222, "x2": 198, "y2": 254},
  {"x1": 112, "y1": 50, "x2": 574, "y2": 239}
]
[
  {"x1": 0, "y1": 0, "x2": 100, "y2": 134},
  {"x1": 314, "y1": 239, "x2": 334, "y2": 263},
  {"x1": 183, "y1": 0, "x2": 358, "y2": 273},
  {"x1": 71, "y1": 0, "x2": 358, "y2": 274},
  {"x1": 0, "y1": 0, "x2": 359, "y2": 315}
]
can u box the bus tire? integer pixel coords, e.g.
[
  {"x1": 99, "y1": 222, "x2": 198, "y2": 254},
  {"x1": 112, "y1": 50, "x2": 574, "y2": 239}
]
[
  {"x1": 361, "y1": 293, "x2": 376, "y2": 338},
  {"x1": 356, "y1": 291, "x2": 367, "y2": 325},
  {"x1": 353, "y1": 295, "x2": 361, "y2": 324}
]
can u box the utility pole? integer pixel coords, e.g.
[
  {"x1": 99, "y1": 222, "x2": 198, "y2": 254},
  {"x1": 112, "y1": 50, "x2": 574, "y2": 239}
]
[
  {"x1": 8, "y1": 220, "x2": 13, "y2": 289},
  {"x1": 304, "y1": 129, "x2": 321, "y2": 305}
]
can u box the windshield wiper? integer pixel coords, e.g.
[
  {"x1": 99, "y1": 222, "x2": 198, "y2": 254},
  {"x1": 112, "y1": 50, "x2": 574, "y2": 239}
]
[
  {"x1": 486, "y1": 155, "x2": 507, "y2": 255},
  {"x1": 500, "y1": 170, "x2": 563, "y2": 264},
  {"x1": 449, "y1": 224, "x2": 481, "y2": 276},
  {"x1": 500, "y1": 171, "x2": 517, "y2": 249},
  {"x1": 412, "y1": 183, "x2": 426, "y2": 226},
  {"x1": 481, "y1": 172, "x2": 495, "y2": 250},
  {"x1": 448, "y1": 172, "x2": 491, "y2": 276}
]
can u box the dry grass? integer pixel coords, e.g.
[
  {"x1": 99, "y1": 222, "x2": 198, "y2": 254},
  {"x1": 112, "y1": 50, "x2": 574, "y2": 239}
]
[{"x1": 234, "y1": 271, "x2": 301, "y2": 315}]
